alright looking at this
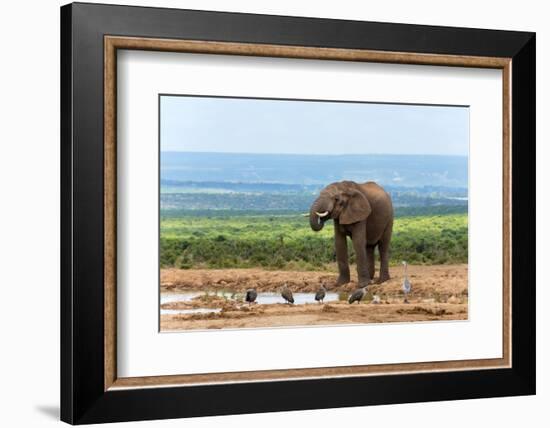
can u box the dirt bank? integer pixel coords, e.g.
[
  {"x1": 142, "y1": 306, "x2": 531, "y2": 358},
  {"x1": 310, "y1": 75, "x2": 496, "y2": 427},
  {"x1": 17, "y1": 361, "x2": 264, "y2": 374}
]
[
  {"x1": 161, "y1": 264, "x2": 468, "y2": 297},
  {"x1": 161, "y1": 301, "x2": 467, "y2": 331},
  {"x1": 160, "y1": 264, "x2": 468, "y2": 330}
]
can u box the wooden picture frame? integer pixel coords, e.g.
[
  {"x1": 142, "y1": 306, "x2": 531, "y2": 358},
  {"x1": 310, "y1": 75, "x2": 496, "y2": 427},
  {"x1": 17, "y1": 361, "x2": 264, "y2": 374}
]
[{"x1": 61, "y1": 2, "x2": 535, "y2": 424}]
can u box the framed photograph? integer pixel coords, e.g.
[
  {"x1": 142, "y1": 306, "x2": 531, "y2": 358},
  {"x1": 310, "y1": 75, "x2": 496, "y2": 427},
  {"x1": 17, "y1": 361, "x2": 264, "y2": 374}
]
[{"x1": 61, "y1": 2, "x2": 535, "y2": 424}]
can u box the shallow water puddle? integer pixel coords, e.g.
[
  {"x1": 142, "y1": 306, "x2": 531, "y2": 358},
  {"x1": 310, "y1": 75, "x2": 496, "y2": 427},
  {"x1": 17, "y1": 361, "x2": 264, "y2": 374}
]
[
  {"x1": 160, "y1": 307, "x2": 222, "y2": 316},
  {"x1": 161, "y1": 292, "x2": 202, "y2": 304},
  {"x1": 160, "y1": 290, "x2": 341, "y2": 314},
  {"x1": 252, "y1": 292, "x2": 339, "y2": 305}
]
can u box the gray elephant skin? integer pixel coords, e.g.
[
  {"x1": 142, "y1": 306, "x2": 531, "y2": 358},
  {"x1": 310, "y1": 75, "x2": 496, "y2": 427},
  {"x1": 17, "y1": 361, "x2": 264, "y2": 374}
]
[{"x1": 309, "y1": 181, "x2": 394, "y2": 287}]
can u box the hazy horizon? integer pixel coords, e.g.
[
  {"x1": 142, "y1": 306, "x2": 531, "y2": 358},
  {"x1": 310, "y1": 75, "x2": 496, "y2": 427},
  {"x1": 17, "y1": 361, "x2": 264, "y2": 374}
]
[{"x1": 160, "y1": 151, "x2": 468, "y2": 188}]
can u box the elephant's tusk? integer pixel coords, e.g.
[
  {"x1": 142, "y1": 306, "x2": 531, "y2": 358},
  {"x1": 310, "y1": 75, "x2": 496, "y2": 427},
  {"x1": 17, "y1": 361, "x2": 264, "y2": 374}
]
[
  {"x1": 301, "y1": 213, "x2": 310, "y2": 217},
  {"x1": 315, "y1": 211, "x2": 329, "y2": 217}
]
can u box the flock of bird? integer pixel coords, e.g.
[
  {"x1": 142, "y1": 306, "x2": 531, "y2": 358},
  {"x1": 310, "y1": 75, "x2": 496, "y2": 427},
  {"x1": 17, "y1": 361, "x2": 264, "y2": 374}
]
[{"x1": 244, "y1": 261, "x2": 412, "y2": 305}]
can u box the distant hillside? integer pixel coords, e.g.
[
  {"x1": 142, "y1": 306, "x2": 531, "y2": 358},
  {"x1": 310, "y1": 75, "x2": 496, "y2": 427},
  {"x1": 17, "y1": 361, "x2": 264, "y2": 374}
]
[
  {"x1": 161, "y1": 152, "x2": 468, "y2": 188},
  {"x1": 160, "y1": 179, "x2": 467, "y2": 195},
  {"x1": 160, "y1": 188, "x2": 467, "y2": 212},
  {"x1": 160, "y1": 180, "x2": 322, "y2": 194}
]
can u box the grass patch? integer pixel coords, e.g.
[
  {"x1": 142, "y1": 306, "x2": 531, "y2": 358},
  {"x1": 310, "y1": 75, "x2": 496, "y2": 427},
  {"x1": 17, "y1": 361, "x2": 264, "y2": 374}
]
[{"x1": 160, "y1": 213, "x2": 467, "y2": 269}]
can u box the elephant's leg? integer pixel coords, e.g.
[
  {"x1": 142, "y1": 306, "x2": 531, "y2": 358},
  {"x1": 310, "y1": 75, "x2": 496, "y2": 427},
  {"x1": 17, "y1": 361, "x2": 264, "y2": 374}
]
[
  {"x1": 351, "y1": 222, "x2": 371, "y2": 287},
  {"x1": 377, "y1": 222, "x2": 393, "y2": 284},
  {"x1": 334, "y1": 223, "x2": 350, "y2": 286},
  {"x1": 366, "y1": 245, "x2": 375, "y2": 280}
]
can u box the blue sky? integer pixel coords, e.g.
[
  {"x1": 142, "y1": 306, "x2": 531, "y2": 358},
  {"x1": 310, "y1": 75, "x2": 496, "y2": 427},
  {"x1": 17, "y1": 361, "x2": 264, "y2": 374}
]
[{"x1": 160, "y1": 95, "x2": 469, "y2": 156}]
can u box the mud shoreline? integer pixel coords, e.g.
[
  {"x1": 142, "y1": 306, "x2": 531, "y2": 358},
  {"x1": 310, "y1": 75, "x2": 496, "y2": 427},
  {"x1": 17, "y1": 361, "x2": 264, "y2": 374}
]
[{"x1": 160, "y1": 264, "x2": 468, "y2": 330}]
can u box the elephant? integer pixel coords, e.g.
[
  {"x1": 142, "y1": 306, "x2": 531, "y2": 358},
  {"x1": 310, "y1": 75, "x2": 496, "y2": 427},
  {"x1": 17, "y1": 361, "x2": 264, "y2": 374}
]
[{"x1": 309, "y1": 180, "x2": 393, "y2": 287}]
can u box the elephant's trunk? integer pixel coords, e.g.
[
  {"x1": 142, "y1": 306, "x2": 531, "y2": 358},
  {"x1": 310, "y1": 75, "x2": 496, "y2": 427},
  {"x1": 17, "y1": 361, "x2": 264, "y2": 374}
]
[{"x1": 309, "y1": 197, "x2": 328, "y2": 232}]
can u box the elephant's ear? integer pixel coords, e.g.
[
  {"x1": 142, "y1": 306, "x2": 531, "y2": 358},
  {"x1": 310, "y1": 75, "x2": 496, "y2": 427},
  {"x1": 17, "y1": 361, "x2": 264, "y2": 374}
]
[{"x1": 339, "y1": 190, "x2": 372, "y2": 225}]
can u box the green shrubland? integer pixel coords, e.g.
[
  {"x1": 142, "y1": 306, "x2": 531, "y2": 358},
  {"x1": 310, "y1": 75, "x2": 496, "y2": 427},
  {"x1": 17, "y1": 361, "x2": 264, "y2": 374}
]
[{"x1": 160, "y1": 212, "x2": 467, "y2": 270}]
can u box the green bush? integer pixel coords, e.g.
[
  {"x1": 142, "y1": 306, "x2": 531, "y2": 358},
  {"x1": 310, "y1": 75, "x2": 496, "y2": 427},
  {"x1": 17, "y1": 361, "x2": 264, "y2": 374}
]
[{"x1": 159, "y1": 213, "x2": 468, "y2": 269}]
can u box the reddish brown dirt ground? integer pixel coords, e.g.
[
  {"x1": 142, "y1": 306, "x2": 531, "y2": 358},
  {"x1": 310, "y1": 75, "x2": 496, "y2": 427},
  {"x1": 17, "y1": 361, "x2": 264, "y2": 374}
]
[{"x1": 160, "y1": 264, "x2": 468, "y2": 331}]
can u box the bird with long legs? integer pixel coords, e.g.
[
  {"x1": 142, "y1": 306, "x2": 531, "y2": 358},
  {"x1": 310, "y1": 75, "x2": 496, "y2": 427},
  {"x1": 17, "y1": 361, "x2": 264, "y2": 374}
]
[{"x1": 402, "y1": 261, "x2": 411, "y2": 303}]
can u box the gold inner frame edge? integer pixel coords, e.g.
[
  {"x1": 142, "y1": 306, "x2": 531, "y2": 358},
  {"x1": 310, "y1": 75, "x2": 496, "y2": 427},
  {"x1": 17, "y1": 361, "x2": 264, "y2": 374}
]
[{"x1": 104, "y1": 36, "x2": 512, "y2": 391}]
